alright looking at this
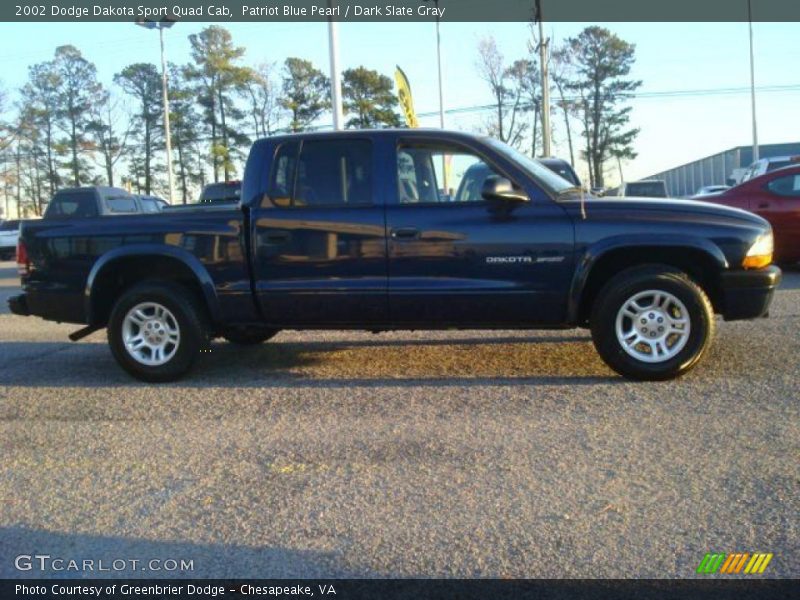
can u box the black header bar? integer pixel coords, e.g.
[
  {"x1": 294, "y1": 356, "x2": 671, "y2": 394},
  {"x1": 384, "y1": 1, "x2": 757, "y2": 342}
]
[{"x1": 5, "y1": 0, "x2": 800, "y2": 23}]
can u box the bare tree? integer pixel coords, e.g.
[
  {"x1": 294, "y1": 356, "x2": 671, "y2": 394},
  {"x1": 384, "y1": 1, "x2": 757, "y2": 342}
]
[
  {"x1": 475, "y1": 36, "x2": 527, "y2": 148},
  {"x1": 550, "y1": 43, "x2": 578, "y2": 167},
  {"x1": 88, "y1": 91, "x2": 131, "y2": 187},
  {"x1": 243, "y1": 62, "x2": 283, "y2": 138}
]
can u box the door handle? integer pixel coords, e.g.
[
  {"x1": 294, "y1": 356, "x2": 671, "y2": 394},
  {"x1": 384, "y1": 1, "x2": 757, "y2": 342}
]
[
  {"x1": 757, "y1": 203, "x2": 769, "y2": 209},
  {"x1": 391, "y1": 227, "x2": 420, "y2": 240},
  {"x1": 263, "y1": 230, "x2": 291, "y2": 244}
]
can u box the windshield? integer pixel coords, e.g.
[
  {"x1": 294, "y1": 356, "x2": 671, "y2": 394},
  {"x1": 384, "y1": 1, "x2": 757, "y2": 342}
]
[
  {"x1": 483, "y1": 138, "x2": 575, "y2": 195},
  {"x1": 766, "y1": 160, "x2": 791, "y2": 173},
  {"x1": 200, "y1": 182, "x2": 241, "y2": 203}
]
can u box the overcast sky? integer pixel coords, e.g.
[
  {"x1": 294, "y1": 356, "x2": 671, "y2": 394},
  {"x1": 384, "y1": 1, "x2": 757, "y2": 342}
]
[{"x1": 0, "y1": 21, "x2": 797, "y2": 185}]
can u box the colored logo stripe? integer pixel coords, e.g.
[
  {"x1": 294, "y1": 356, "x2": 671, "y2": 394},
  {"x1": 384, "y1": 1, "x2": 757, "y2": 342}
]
[
  {"x1": 697, "y1": 553, "x2": 726, "y2": 574},
  {"x1": 744, "y1": 553, "x2": 773, "y2": 574},
  {"x1": 697, "y1": 552, "x2": 773, "y2": 574},
  {"x1": 719, "y1": 553, "x2": 749, "y2": 573}
]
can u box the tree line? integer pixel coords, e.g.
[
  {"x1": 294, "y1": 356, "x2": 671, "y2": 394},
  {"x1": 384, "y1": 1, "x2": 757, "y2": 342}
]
[
  {"x1": 1, "y1": 23, "x2": 640, "y2": 218},
  {"x1": 1, "y1": 25, "x2": 402, "y2": 216}
]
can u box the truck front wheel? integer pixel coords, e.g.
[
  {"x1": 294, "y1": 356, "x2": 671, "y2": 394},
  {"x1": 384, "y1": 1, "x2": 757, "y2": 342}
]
[
  {"x1": 590, "y1": 265, "x2": 715, "y2": 380},
  {"x1": 108, "y1": 281, "x2": 209, "y2": 382}
]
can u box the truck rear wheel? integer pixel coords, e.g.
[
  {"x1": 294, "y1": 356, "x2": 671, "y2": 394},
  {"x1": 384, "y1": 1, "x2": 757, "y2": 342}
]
[
  {"x1": 590, "y1": 265, "x2": 715, "y2": 381},
  {"x1": 222, "y1": 328, "x2": 279, "y2": 345},
  {"x1": 108, "y1": 281, "x2": 209, "y2": 382}
]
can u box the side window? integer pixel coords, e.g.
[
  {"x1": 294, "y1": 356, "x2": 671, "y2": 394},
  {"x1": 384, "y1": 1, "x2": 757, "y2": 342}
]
[
  {"x1": 267, "y1": 140, "x2": 372, "y2": 208},
  {"x1": 105, "y1": 196, "x2": 138, "y2": 213},
  {"x1": 269, "y1": 143, "x2": 297, "y2": 207},
  {"x1": 139, "y1": 198, "x2": 159, "y2": 213},
  {"x1": 767, "y1": 174, "x2": 800, "y2": 197},
  {"x1": 397, "y1": 143, "x2": 502, "y2": 204}
]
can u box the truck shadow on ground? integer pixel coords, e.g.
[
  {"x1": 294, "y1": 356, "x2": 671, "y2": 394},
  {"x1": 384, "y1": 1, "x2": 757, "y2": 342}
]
[
  {"x1": 0, "y1": 525, "x2": 365, "y2": 579},
  {"x1": 0, "y1": 334, "x2": 625, "y2": 388}
]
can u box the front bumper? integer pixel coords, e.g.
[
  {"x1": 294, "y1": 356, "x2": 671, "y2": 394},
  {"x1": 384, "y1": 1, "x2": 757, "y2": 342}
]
[
  {"x1": 8, "y1": 293, "x2": 30, "y2": 317},
  {"x1": 720, "y1": 265, "x2": 782, "y2": 321}
]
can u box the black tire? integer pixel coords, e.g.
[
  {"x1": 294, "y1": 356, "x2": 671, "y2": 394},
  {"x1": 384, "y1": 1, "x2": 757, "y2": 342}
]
[
  {"x1": 108, "y1": 281, "x2": 210, "y2": 383},
  {"x1": 221, "y1": 328, "x2": 279, "y2": 345},
  {"x1": 590, "y1": 265, "x2": 715, "y2": 381}
]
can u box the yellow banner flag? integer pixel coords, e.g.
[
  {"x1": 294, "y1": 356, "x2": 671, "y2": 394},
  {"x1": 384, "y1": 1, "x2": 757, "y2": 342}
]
[{"x1": 395, "y1": 66, "x2": 419, "y2": 128}]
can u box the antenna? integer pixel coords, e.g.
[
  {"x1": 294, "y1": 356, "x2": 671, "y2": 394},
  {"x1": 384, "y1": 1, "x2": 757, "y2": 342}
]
[{"x1": 580, "y1": 186, "x2": 587, "y2": 220}]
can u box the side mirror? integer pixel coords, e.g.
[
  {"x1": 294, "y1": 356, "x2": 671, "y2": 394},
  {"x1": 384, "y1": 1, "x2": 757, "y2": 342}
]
[{"x1": 481, "y1": 176, "x2": 529, "y2": 204}]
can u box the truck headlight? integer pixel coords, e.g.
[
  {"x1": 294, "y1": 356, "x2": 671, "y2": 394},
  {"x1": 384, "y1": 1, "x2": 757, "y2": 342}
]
[{"x1": 743, "y1": 232, "x2": 773, "y2": 269}]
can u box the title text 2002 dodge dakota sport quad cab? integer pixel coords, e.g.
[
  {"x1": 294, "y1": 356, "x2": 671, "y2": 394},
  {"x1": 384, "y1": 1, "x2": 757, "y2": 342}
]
[{"x1": 9, "y1": 130, "x2": 781, "y2": 382}]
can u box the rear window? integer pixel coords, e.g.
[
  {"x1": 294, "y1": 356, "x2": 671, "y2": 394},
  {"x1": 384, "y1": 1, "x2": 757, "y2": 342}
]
[
  {"x1": 624, "y1": 182, "x2": 667, "y2": 197},
  {"x1": 46, "y1": 192, "x2": 97, "y2": 218},
  {"x1": 0, "y1": 220, "x2": 19, "y2": 231}
]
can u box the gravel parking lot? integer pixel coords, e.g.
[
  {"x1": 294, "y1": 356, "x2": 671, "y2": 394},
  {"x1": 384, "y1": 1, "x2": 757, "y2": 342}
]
[{"x1": 0, "y1": 261, "x2": 797, "y2": 579}]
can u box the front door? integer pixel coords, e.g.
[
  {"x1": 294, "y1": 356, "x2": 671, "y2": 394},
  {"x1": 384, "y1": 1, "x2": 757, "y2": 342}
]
[
  {"x1": 251, "y1": 138, "x2": 388, "y2": 326},
  {"x1": 385, "y1": 139, "x2": 574, "y2": 327}
]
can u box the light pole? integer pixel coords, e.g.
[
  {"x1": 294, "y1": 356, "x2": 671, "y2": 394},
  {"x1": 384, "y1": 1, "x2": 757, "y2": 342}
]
[
  {"x1": 136, "y1": 17, "x2": 176, "y2": 204},
  {"x1": 327, "y1": 1, "x2": 344, "y2": 130},
  {"x1": 535, "y1": 0, "x2": 552, "y2": 157},
  {"x1": 423, "y1": 0, "x2": 446, "y2": 129},
  {"x1": 747, "y1": 0, "x2": 759, "y2": 162}
]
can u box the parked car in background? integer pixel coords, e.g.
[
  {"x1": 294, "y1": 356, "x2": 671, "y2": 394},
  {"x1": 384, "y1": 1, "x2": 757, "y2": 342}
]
[
  {"x1": 740, "y1": 155, "x2": 800, "y2": 183},
  {"x1": 44, "y1": 187, "x2": 161, "y2": 219},
  {"x1": 590, "y1": 187, "x2": 607, "y2": 197},
  {"x1": 705, "y1": 164, "x2": 800, "y2": 265},
  {"x1": 693, "y1": 185, "x2": 730, "y2": 198},
  {"x1": 454, "y1": 157, "x2": 581, "y2": 203},
  {"x1": 536, "y1": 157, "x2": 582, "y2": 187},
  {"x1": 199, "y1": 180, "x2": 241, "y2": 204},
  {"x1": 0, "y1": 219, "x2": 20, "y2": 260},
  {"x1": 616, "y1": 180, "x2": 669, "y2": 198}
]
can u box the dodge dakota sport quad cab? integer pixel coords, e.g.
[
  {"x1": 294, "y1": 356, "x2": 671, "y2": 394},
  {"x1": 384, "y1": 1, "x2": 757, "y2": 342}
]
[{"x1": 9, "y1": 130, "x2": 781, "y2": 382}]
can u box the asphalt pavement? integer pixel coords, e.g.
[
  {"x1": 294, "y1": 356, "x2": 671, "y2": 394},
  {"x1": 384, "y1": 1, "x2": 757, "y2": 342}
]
[{"x1": 0, "y1": 262, "x2": 797, "y2": 579}]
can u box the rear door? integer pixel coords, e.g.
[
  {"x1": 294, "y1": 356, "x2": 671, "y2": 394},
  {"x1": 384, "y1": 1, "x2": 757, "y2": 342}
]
[
  {"x1": 385, "y1": 137, "x2": 574, "y2": 326},
  {"x1": 251, "y1": 137, "x2": 388, "y2": 326}
]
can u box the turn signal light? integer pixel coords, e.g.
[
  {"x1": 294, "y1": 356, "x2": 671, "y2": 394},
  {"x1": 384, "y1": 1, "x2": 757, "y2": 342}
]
[{"x1": 742, "y1": 254, "x2": 772, "y2": 269}]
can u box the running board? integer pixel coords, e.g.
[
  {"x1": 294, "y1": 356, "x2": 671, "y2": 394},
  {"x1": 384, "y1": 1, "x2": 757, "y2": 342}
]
[{"x1": 69, "y1": 325, "x2": 103, "y2": 342}]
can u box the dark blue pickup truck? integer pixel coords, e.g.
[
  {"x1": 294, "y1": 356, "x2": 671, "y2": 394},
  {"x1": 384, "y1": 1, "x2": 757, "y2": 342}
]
[{"x1": 9, "y1": 130, "x2": 781, "y2": 382}]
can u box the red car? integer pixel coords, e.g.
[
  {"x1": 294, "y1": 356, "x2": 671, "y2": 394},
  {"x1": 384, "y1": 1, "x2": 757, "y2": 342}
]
[{"x1": 707, "y1": 165, "x2": 800, "y2": 265}]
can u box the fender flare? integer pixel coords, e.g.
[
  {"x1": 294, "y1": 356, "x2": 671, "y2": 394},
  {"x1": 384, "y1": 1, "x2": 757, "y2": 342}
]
[
  {"x1": 566, "y1": 234, "x2": 729, "y2": 324},
  {"x1": 84, "y1": 244, "x2": 221, "y2": 325}
]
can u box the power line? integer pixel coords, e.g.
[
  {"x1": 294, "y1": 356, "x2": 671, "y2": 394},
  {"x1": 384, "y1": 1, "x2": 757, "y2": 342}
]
[{"x1": 416, "y1": 83, "x2": 800, "y2": 118}]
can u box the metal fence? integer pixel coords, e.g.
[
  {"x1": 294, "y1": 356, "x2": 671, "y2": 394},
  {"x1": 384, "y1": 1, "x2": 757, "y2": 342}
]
[{"x1": 645, "y1": 142, "x2": 800, "y2": 197}]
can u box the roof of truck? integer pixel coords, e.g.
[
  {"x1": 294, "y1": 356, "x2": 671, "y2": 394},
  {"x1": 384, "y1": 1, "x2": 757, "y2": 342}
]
[{"x1": 257, "y1": 128, "x2": 486, "y2": 144}]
